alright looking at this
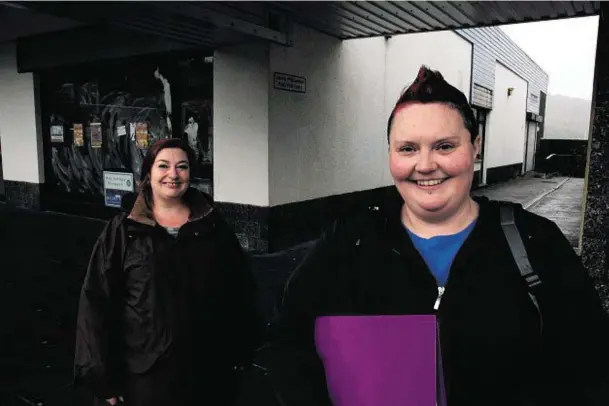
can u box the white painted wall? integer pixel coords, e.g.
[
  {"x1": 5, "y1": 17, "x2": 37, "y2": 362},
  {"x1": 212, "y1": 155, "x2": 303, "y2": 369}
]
[
  {"x1": 213, "y1": 43, "x2": 269, "y2": 206},
  {"x1": 0, "y1": 41, "x2": 44, "y2": 184},
  {"x1": 384, "y1": 32, "x2": 472, "y2": 113},
  {"x1": 269, "y1": 25, "x2": 386, "y2": 206},
  {"x1": 382, "y1": 31, "x2": 473, "y2": 185},
  {"x1": 457, "y1": 27, "x2": 549, "y2": 114},
  {"x1": 268, "y1": 25, "x2": 473, "y2": 206},
  {"x1": 485, "y1": 63, "x2": 527, "y2": 169}
]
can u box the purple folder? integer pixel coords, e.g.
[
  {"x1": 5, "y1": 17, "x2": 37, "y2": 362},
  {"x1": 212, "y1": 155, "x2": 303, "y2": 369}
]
[{"x1": 314, "y1": 315, "x2": 445, "y2": 406}]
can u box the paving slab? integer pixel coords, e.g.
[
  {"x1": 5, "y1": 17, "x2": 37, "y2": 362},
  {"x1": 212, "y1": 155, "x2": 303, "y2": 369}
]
[
  {"x1": 472, "y1": 176, "x2": 570, "y2": 206},
  {"x1": 474, "y1": 176, "x2": 584, "y2": 248},
  {"x1": 526, "y1": 177, "x2": 585, "y2": 248}
]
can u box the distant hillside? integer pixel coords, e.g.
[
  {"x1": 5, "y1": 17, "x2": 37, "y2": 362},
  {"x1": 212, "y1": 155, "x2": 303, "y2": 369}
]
[{"x1": 543, "y1": 94, "x2": 592, "y2": 140}]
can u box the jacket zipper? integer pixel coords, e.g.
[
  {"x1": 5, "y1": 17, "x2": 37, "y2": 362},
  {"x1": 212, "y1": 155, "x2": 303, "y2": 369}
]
[
  {"x1": 433, "y1": 283, "x2": 447, "y2": 406},
  {"x1": 434, "y1": 286, "x2": 447, "y2": 406},
  {"x1": 433, "y1": 285, "x2": 445, "y2": 311}
]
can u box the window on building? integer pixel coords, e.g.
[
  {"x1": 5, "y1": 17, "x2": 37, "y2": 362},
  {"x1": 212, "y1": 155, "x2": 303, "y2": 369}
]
[{"x1": 39, "y1": 51, "x2": 213, "y2": 215}]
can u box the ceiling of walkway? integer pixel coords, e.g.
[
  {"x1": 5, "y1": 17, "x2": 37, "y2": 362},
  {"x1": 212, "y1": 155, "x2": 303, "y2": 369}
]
[
  {"x1": 2, "y1": 1, "x2": 601, "y2": 47},
  {"x1": 271, "y1": 1, "x2": 600, "y2": 39}
]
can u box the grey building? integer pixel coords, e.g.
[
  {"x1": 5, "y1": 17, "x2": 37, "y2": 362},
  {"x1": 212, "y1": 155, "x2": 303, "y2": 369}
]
[{"x1": 458, "y1": 26, "x2": 549, "y2": 186}]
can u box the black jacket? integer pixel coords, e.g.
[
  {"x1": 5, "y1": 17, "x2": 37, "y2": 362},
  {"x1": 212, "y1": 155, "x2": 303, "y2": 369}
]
[
  {"x1": 266, "y1": 192, "x2": 609, "y2": 406},
  {"x1": 74, "y1": 189, "x2": 262, "y2": 400}
]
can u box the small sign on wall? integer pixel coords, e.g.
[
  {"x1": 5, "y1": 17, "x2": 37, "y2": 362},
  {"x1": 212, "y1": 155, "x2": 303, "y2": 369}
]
[
  {"x1": 274, "y1": 72, "x2": 306, "y2": 93},
  {"x1": 103, "y1": 171, "x2": 134, "y2": 208}
]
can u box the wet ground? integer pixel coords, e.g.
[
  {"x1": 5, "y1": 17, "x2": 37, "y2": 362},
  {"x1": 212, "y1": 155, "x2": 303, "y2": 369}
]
[
  {"x1": 526, "y1": 177, "x2": 585, "y2": 248},
  {"x1": 0, "y1": 175, "x2": 585, "y2": 405},
  {"x1": 473, "y1": 175, "x2": 584, "y2": 247},
  {"x1": 472, "y1": 175, "x2": 569, "y2": 207}
]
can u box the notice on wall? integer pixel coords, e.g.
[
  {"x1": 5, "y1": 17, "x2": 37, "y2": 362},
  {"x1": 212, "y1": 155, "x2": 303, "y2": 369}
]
[
  {"x1": 73, "y1": 123, "x2": 84, "y2": 146},
  {"x1": 117, "y1": 125, "x2": 127, "y2": 137},
  {"x1": 103, "y1": 171, "x2": 134, "y2": 208},
  {"x1": 91, "y1": 122, "x2": 102, "y2": 148},
  {"x1": 273, "y1": 72, "x2": 306, "y2": 93},
  {"x1": 135, "y1": 122, "x2": 149, "y2": 149},
  {"x1": 50, "y1": 125, "x2": 64, "y2": 143}
]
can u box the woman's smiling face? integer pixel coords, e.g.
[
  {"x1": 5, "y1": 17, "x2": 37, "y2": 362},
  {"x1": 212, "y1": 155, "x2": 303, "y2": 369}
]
[
  {"x1": 389, "y1": 102, "x2": 480, "y2": 222},
  {"x1": 149, "y1": 147, "x2": 191, "y2": 201}
]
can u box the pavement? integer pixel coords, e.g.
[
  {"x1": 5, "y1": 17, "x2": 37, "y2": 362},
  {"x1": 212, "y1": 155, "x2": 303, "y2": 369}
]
[
  {"x1": 473, "y1": 176, "x2": 585, "y2": 247},
  {"x1": 525, "y1": 177, "x2": 585, "y2": 248},
  {"x1": 0, "y1": 174, "x2": 585, "y2": 406},
  {"x1": 472, "y1": 175, "x2": 569, "y2": 207}
]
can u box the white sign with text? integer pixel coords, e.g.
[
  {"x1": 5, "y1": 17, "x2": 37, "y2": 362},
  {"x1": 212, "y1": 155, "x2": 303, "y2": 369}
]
[
  {"x1": 103, "y1": 171, "x2": 134, "y2": 192},
  {"x1": 274, "y1": 72, "x2": 306, "y2": 93}
]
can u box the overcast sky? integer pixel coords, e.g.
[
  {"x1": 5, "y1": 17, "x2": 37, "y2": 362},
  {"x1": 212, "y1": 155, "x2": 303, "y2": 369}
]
[{"x1": 500, "y1": 16, "x2": 599, "y2": 101}]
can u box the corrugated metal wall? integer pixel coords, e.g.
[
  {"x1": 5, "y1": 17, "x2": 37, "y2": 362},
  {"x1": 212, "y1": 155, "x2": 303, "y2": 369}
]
[{"x1": 456, "y1": 26, "x2": 549, "y2": 114}]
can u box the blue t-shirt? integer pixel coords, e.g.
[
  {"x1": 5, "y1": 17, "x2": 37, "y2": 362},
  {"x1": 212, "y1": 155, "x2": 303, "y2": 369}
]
[{"x1": 406, "y1": 220, "x2": 477, "y2": 286}]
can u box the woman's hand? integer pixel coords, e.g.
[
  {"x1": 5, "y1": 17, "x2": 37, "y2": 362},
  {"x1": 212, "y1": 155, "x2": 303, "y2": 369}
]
[{"x1": 106, "y1": 396, "x2": 124, "y2": 405}]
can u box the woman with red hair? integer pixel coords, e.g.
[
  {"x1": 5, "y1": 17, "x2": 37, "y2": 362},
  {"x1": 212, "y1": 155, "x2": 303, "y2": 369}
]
[{"x1": 266, "y1": 66, "x2": 609, "y2": 406}]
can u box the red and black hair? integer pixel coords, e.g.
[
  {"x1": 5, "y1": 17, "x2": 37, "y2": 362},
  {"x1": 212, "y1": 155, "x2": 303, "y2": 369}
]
[{"x1": 387, "y1": 65, "x2": 478, "y2": 143}]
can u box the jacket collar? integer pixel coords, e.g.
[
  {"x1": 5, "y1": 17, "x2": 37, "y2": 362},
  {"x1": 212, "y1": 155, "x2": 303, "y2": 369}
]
[
  {"x1": 127, "y1": 187, "x2": 214, "y2": 227},
  {"x1": 378, "y1": 187, "x2": 499, "y2": 260}
]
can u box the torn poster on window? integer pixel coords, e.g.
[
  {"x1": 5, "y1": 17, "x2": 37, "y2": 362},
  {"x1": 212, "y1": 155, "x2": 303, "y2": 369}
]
[
  {"x1": 90, "y1": 122, "x2": 102, "y2": 148},
  {"x1": 50, "y1": 125, "x2": 64, "y2": 143},
  {"x1": 73, "y1": 123, "x2": 84, "y2": 147},
  {"x1": 136, "y1": 122, "x2": 149, "y2": 149}
]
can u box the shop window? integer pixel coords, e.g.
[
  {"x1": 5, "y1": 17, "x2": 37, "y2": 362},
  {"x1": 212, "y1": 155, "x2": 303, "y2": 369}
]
[{"x1": 40, "y1": 51, "x2": 213, "y2": 214}]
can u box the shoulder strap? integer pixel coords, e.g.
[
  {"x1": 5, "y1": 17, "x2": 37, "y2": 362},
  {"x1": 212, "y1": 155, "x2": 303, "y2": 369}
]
[{"x1": 499, "y1": 204, "x2": 543, "y2": 331}]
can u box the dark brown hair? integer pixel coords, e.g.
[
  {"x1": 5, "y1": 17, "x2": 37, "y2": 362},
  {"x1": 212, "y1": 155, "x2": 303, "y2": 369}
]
[
  {"x1": 387, "y1": 65, "x2": 478, "y2": 143},
  {"x1": 139, "y1": 138, "x2": 198, "y2": 208}
]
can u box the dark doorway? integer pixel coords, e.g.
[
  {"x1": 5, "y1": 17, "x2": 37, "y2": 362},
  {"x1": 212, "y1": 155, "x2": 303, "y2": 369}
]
[{"x1": 473, "y1": 107, "x2": 489, "y2": 187}]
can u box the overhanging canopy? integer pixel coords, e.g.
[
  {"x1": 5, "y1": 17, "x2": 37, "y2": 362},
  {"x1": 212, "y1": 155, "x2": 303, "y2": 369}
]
[
  {"x1": 6, "y1": 1, "x2": 602, "y2": 48},
  {"x1": 274, "y1": 1, "x2": 600, "y2": 39}
]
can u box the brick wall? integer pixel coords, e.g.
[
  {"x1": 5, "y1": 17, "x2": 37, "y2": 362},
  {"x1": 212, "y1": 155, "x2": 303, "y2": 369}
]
[{"x1": 581, "y1": 4, "x2": 609, "y2": 313}]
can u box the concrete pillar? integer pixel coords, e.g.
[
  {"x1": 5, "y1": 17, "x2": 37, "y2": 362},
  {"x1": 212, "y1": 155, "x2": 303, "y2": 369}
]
[
  {"x1": 0, "y1": 42, "x2": 44, "y2": 209},
  {"x1": 213, "y1": 43, "x2": 270, "y2": 252},
  {"x1": 581, "y1": 4, "x2": 609, "y2": 312}
]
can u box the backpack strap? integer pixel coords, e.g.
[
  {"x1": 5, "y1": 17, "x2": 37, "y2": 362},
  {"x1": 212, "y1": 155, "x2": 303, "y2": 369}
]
[{"x1": 499, "y1": 204, "x2": 543, "y2": 332}]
